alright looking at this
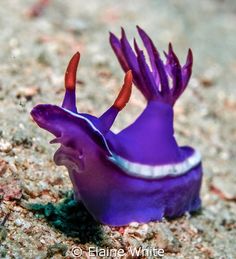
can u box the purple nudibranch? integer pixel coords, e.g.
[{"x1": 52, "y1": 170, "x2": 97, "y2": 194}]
[{"x1": 31, "y1": 27, "x2": 203, "y2": 226}]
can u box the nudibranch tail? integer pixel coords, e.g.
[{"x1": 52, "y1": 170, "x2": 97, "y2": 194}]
[
  {"x1": 110, "y1": 27, "x2": 193, "y2": 105},
  {"x1": 99, "y1": 70, "x2": 133, "y2": 132},
  {"x1": 62, "y1": 52, "x2": 80, "y2": 113}
]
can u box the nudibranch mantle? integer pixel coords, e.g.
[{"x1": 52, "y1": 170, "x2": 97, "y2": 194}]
[{"x1": 31, "y1": 27, "x2": 203, "y2": 226}]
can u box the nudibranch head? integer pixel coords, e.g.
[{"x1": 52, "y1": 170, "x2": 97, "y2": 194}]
[{"x1": 31, "y1": 27, "x2": 203, "y2": 226}]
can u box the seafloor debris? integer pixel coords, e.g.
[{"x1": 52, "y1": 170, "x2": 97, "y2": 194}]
[
  {"x1": 210, "y1": 176, "x2": 236, "y2": 201},
  {"x1": 0, "y1": 179, "x2": 22, "y2": 201},
  {"x1": 0, "y1": 159, "x2": 8, "y2": 177},
  {"x1": 16, "y1": 86, "x2": 39, "y2": 101},
  {"x1": 27, "y1": 0, "x2": 50, "y2": 18},
  {"x1": 46, "y1": 243, "x2": 68, "y2": 257},
  {"x1": 0, "y1": 213, "x2": 10, "y2": 243}
]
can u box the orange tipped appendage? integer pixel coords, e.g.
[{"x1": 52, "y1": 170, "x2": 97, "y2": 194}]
[
  {"x1": 113, "y1": 70, "x2": 133, "y2": 111},
  {"x1": 65, "y1": 52, "x2": 80, "y2": 91}
]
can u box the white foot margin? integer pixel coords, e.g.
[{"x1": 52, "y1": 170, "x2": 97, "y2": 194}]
[{"x1": 109, "y1": 150, "x2": 201, "y2": 179}]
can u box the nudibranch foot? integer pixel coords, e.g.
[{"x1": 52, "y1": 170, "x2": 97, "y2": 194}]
[
  {"x1": 64, "y1": 160, "x2": 202, "y2": 226},
  {"x1": 31, "y1": 27, "x2": 203, "y2": 226}
]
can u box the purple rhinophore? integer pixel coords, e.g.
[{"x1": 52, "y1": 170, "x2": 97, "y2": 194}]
[{"x1": 31, "y1": 27, "x2": 203, "y2": 226}]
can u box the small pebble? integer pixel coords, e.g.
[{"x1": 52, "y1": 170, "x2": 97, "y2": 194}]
[
  {"x1": 0, "y1": 140, "x2": 12, "y2": 153},
  {"x1": 0, "y1": 159, "x2": 8, "y2": 176}
]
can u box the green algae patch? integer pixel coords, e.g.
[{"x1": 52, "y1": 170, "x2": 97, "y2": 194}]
[{"x1": 26, "y1": 192, "x2": 103, "y2": 244}]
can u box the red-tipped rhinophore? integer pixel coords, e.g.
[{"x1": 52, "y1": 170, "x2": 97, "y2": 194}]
[
  {"x1": 113, "y1": 70, "x2": 133, "y2": 111},
  {"x1": 65, "y1": 52, "x2": 80, "y2": 91}
]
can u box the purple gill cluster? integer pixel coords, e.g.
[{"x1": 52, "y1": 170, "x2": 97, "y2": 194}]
[{"x1": 110, "y1": 26, "x2": 193, "y2": 105}]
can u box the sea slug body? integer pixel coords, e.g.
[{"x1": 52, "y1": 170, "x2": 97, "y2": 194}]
[{"x1": 31, "y1": 27, "x2": 203, "y2": 226}]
